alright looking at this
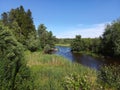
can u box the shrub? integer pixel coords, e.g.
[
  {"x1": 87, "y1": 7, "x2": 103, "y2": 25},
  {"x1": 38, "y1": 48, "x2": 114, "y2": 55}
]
[
  {"x1": 44, "y1": 44, "x2": 51, "y2": 54},
  {"x1": 62, "y1": 73, "x2": 91, "y2": 90},
  {"x1": 0, "y1": 23, "x2": 33, "y2": 90},
  {"x1": 25, "y1": 33, "x2": 39, "y2": 52},
  {"x1": 97, "y1": 65, "x2": 120, "y2": 90}
]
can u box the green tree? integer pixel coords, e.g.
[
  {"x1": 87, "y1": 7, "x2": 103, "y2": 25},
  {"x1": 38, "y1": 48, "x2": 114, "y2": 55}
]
[
  {"x1": 47, "y1": 31, "x2": 56, "y2": 48},
  {"x1": 9, "y1": 21, "x2": 24, "y2": 43},
  {"x1": 100, "y1": 19, "x2": 120, "y2": 57},
  {"x1": 1, "y1": 12, "x2": 8, "y2": 26},
  {"x1": 38, "y1": 24, "x2": 48, "y2": 49},
  {"x1": 37, "y1": 24, "x2": 55, "y2": 49},
  {"x1": 44, "y1": 44, "x2": 51, "y2": 54},
  {"x1": 0, "y1": 22, "x2": 33, "y2": 90},
  {"x1": 98, "y1": 65, "x2": 120, "y2": 90},
  {"x1": 25, "y1": 32, "x2": 39, "y2": 52},
  {"x1": 1, "y1": 6, "x2": 37, "y2": 50},
  {"x1": 91, "y1": 38, "x2": 101, "y2": 53},
  {"x1": 82, "y1": 38, "x2": 92, "y2": 51},
  {"x1": 71, "y1": 35, "x2": 84, "y2": 52}
]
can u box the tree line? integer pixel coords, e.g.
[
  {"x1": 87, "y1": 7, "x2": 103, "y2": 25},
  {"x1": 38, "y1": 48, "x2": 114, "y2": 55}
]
[
  {"x1": 71, "y1": 19, "x2": 120, "y2": 58},
  {"x1": 1, "y1": 5, "x2": 56, "y2": 52},
  {"x1": 0, "y1": 6, "x2": 56, "y2": 89}
]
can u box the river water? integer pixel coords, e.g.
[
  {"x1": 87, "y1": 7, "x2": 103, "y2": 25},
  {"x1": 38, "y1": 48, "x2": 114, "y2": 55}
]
[{"x1": 54, "y1": 46, "x2": 120, "y2": 69}]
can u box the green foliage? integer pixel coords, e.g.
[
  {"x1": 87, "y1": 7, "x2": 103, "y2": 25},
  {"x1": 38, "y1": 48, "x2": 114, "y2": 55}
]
[
  {"x1": 90, "y1": 38, "x2": 101, "y2": 53},
  {"x1": 9, "y1": 21, "x2": 24, "y2": 43},
  {"x1": 100, "y1": 19, "x2": 120, "y2": 57},
  {"x1": 81, "y1": 38, "x2": 101, "y2": 53},
  {"x1": 71, "y1": 35, "x2": 84, "y2": 52},
  {"x1": 56, "y1": 38, "x2": 73, "y2": 45},
  {"x1": 1, "y1": 12, "x2": 8, "y2": 26},
  {"x1": 47, "y1": 31, "x2": 56, "y2": 48},
  {"x1": 70, "y1": 19, "x2": 120, "y2": 58},
  {"x1": 62, "y1": 73, "x2": 91, "y2": 90},
  {"x1": 71, "y1": 36, "x2": 101, "y2": 54},
  {"x1": 44, "y1": 44, "x2": 51, "y2": 54},
  {"x1": 25, "y1": 51, "x2": 97, "y2": 90},
  {"x1": 1, "y1": 6, "x2": 37, "y2": 51},
  {"x1": 97, "y1": 65, "x2": 120, "y2": 90},
  {"x1": 0, "y1": 23, "x2": 33, "y2": 90},
  {"x1": 37, "y1": 24, "x2": 56, "y2": 49},
  {"x1": 38, "y1": 24, "x2": 48, "y2": 48},
  {"x1": 1, "y1": 5, "x2": 120, "y2": 90},
  {"x1": 25, "y1": 32, "x2": 39, "y2": 52}
]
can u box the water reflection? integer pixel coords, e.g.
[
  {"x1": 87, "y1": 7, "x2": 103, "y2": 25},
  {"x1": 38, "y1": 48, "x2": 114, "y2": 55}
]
[{"x1": 55, "y1": 46, "x2": 120, "y2": 70}]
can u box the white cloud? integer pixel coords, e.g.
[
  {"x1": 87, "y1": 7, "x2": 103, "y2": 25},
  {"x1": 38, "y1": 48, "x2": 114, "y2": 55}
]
[{"x1": 57, "y1": 22, "x2": 110, "y2": 38}]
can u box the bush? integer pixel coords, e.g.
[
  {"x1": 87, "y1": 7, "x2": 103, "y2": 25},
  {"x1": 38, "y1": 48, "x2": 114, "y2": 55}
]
[
  {"x1": 0, "y1": 23, "x2": 33, "y2": 90},
  {"x1": 97, "y1": 65, "x2": 120, "y2": 90},
  {"x1": 44, "y1": 44, "x2": 51, "y2": 54},
  {"x1": 25, "y1": 33, "x2": 39, "y2": 52},
  {"x1": 62, "y1": 73, "x2": 91, "y2": 90}
]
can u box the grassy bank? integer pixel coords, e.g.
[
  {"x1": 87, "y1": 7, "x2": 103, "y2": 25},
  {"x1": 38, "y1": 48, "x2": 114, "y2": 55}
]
[
  {"x1": 25, "y1": 51, "x2": 97, "y2": 90},
  {"x1": 55, "y1": 44, "x2": 70, "y2": 47},
  {"x1": 24, "y1": 51, "x2": 119, "y2": 90}
]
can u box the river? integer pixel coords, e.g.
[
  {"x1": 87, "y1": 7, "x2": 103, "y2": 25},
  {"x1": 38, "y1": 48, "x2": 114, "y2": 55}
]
[{"x1": 54, "y1": 46, "x2": 120, "y2": 69}]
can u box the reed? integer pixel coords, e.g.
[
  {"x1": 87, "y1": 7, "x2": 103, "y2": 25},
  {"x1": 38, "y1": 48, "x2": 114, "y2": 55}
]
[{"x1": 25, "y1": 51, "x2": 119, "y2": 90}]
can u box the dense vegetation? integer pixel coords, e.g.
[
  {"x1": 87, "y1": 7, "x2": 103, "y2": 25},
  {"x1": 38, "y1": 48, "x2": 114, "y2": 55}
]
[
  {"x1": 0, "y1": 22, "x2": 33, "y2": 90},
  {"x1": 0, "y1": 5, "x2": 120, "y2": 90},
  {"x1": 25, "y1": 51, "x2": 97, "y2": 90},
  {"x1": 0, "y1": 6, "x2": 56, "y2": 89},
  {"x1": 100, "y1": 20, "x2": 120, "y2": 57},
  {"x1": 1, "y1": 6, "x2": 56, "y2": 52},
  {"x1": 56, "y1": 38, "x2": 73, "y2": 46},
  {"x1": 1, "y1": 6, "x2": 37, "y2": 51},
  {"x1": 25, "y1": 51, "x2": 120, "y2": 90},
  {"x1": 37, "y1": 24, "x2": 56, "y2": 51},
  {"x1": 71, "y1": 19, "x2": 120, "y2": 58}
]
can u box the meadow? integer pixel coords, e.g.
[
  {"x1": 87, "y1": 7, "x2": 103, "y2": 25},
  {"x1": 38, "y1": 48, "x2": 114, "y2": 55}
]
[
  {"x1": 25, "y1": 51, "x2": 97, "y2": 90},
  {"x1": 24, "y1": 51, "x2": 120, "y2": 90}
]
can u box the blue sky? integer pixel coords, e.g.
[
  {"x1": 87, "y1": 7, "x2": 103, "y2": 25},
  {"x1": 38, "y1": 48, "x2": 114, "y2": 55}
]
[{"x1": 0, "y1": 0, "x2": 120, "y2": 38}]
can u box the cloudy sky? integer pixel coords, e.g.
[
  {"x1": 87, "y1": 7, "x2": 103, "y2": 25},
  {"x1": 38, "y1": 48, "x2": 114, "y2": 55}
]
[{"x1": 0, "y1": 0, "x2": 120, "y2": 38}]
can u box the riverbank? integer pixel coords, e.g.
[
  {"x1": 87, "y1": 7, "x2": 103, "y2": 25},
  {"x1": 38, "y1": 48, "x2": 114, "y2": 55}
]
[
  {"x1": 72, "y1": 50, "x2": 120, "y2": 61},
  {"x1": 55, "y1": 44, "x2": 70, "y2": 47},
  {"x1": 24, "y1": 51, "x2": 120, "y2": 90},
  {"x1": 72, "y1": 51, "x2": 103, "y2": 58},
  {"x1": 25, "y1": 51, "x2": 97, "y2": 90}
]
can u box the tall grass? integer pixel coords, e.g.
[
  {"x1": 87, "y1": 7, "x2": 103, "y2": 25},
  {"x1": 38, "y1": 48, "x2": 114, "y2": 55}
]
[
  {"x1": 24, "y1": 51, "x2": 119, "y2": 90},
  {"x1": 24, "y1": 51, "x2": 97, "y2": 90},
  {"x1": 55, "y1": 44, "x2": 70, "y2": 47}
]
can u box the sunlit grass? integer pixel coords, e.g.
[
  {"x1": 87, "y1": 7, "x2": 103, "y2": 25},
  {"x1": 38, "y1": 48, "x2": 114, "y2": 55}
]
[
  {"x1": 24, "y1": 51, "x2": 97, "y2": 90},
  {"x1": 55, "y1": 44, "x2": 70, "y2": 47},
  {"x1": 25, "y1": 51, "x2": 69, "y2": 67}
]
